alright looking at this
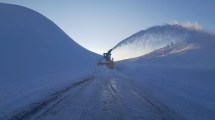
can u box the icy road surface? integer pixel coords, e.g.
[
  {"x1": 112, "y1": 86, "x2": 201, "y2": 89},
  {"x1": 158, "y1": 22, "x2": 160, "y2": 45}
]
[{"x1": 8, "y1": 68, "x2": 185, "y2": 120}]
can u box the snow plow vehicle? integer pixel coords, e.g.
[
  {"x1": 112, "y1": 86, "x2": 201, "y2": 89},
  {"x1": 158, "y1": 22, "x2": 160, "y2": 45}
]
[{"x1": 97, "y1": 49, "x2": 114, "y2": 69}]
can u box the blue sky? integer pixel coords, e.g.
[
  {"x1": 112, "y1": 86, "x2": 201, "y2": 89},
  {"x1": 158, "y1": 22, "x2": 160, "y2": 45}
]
[{"x1": 0, "y1": 0, "x2": 215, "y2": 54}]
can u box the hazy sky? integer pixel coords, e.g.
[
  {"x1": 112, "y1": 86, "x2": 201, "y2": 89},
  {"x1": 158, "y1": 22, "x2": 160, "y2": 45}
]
[{"x1": 0, "y1": 0, "x2": 215, "y2": 54}]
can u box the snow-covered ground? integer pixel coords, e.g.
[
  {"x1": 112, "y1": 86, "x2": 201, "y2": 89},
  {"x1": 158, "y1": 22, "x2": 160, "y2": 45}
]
[
  {"x1": 2, "y1": 67, "x2": 185, "y2": 120},
  {"x1": 4, "y1": 63, "x2": 215, "y2": 120},
  {"x1": 1, "y1": 2, "x2": 215, "y2": 120},
  {"x1": 116, "y1": 62, "x2": 215, "y2": 120}
]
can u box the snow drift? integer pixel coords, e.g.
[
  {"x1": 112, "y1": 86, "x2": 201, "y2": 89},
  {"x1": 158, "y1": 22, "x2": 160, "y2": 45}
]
[
  {"x1": 0, "y1": 3, "x2": 98, "y2": 115},
  {"x1": 112, "y1": 24, "x2": 206, "y2": 61}
]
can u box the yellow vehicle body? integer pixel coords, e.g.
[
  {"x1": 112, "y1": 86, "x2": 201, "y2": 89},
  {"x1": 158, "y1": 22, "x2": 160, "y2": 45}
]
[{"x1": 97, "y1": 59, "x2": 114, "y2": 69}]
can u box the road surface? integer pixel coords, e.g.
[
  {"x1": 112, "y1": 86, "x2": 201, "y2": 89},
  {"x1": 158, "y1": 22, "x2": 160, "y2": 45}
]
[{"x1": 9, "y1": 68, "x2": 184, "y2": 120}]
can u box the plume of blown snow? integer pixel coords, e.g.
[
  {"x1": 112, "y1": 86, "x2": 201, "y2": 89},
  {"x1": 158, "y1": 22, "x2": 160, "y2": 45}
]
[
  {"x1": 171, "y1": 21, "x2": 202, "y2": 30},
  {"x1": 112, "y1": 25, "x2": 190, "y2": 61}
]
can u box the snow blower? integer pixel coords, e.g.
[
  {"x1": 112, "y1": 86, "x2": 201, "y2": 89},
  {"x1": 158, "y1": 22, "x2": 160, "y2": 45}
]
[{"x1": 97, "y1": 49, "x2": 114, "y2": 69}]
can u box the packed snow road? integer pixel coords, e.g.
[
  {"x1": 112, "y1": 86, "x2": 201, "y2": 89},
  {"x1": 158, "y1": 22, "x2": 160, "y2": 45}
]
[{"x1": 10, "y1": 68, "x2": 184, "y2": 120}]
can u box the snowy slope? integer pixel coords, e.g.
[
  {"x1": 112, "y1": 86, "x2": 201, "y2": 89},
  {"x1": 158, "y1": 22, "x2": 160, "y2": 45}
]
[
  {"x1": 0, "y1": 3, "x2": 99, "y2": 115},
  {"x1": 112, "y1": 24, "x2": 203, "y2": 60},
  {"x1": 116, "y1": 25, "x2": 215, "y2": 120}
]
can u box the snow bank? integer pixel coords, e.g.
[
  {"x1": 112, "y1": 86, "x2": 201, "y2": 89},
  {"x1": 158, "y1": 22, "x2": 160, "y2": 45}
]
[
  {"x1": 117, "y1": 62, "x2": 215, "y2": 120},
  {"x1": 0, "y1": 3, "x2": 99, "y2": 116}
]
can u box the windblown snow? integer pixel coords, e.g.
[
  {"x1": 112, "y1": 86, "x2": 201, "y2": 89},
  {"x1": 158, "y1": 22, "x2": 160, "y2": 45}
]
[
  {"x1": 112, "y1": 25, "x2": 205, "y2": 61},
  {"x1": 131, "y1": 25, "x2": 215, "y2": 68}
]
